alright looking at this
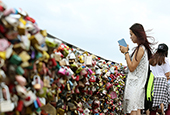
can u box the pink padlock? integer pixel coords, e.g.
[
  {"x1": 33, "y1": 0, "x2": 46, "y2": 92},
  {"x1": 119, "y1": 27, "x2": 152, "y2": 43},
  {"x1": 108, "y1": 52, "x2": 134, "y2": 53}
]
[
  {"x1": 106, "y1": 82, "x2": 113, "y2": 90},
  {"x1": 87, "y1": 68, "x2": 93, "y2": 75},
  {"x1": 58, "y1": 67, "x2": 66, "y2": 76},
  {"x1": 0, "y1": 38, "x2": 10, "y2": 51},
  {"x1": 110, "y1": 91, "x2": 117, "y2": 99},
  {"x1": 3, "y1": 8, "x2": 17, "y2": 16},
  {"x1": 15, "y1": 75, "x2": 27, "y2": 87},
  {"x1": 80, "y1": 68, "x2": 87, "y2": 76}
]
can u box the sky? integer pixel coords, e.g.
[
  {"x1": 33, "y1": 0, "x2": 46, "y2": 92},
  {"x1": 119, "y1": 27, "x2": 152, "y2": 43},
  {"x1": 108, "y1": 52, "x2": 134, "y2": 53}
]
[{"x1": 3, "y1": 0, "x2": 170, "y2": 65}]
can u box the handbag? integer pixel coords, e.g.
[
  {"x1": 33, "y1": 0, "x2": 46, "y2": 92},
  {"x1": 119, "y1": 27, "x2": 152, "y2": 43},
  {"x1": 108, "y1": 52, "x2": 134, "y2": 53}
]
[{"x1": 144, "y1": 63, "x2": 154, "y2": 111}]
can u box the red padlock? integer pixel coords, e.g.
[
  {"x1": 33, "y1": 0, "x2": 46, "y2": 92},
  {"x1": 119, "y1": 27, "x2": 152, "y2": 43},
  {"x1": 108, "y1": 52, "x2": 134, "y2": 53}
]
[
  {"x1": 48, "y1": 58, "x2": 57, "y2": 67},
  {"x1": 89, "y1": 76, "x2": 96, "y2": 82},
  {"x1": 88, "y1": 90, "x2": 93, "y2": 96},
  {"x1": 106, "y1": 82, "x2": 113, "y2": 90},
  {"x1": 16, "y1": 100, "x2": 24, "y2": 112},
  {"x1": 25, "y1": 16, "x2": 35, "y2": 23},
  {"x1": 75, "y1": 75, "x2": 79, "y2": 81},
  {"x1": 77, "y1": 107, "x2": 83, "y2": 113},
  {"x1": 75, "y1": 86, "x2": 80, "y2": 94}
]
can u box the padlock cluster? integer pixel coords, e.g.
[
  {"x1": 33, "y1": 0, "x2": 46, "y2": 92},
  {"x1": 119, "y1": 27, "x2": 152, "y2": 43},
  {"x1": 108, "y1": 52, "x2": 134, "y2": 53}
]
[{"x1": 0, "y1": 1, "x2": 128, "y2": 115}]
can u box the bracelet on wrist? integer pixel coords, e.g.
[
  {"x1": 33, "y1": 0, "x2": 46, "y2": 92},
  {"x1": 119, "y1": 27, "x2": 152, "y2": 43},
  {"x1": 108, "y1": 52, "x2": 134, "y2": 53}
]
[{"x1": 124, "y1": 52, "x2": 129, "y2": 55}]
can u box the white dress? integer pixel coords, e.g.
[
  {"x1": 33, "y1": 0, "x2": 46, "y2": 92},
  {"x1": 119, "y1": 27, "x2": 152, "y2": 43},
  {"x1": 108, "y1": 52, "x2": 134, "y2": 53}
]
[{"x1": 123, "y1": 45, "x2": 149, "y2": 113}]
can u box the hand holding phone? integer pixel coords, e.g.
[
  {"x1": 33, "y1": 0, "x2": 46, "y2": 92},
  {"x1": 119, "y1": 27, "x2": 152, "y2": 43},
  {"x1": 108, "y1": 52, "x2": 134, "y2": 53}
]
[{"x1": 118, "y1": 38, "x2": 127, "y2": 47}]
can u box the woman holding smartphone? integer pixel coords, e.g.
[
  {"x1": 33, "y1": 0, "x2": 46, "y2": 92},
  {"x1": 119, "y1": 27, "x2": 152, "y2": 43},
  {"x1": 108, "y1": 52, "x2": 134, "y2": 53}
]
[{"x1": 119, "y1": 23, "x2": 155, "y2": 115}]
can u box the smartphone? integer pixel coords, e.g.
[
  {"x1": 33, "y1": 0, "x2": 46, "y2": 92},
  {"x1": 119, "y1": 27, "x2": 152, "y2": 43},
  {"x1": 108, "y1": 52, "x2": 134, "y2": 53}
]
[{"x1": 118, "y1": 38, "x2": 127, "y2": 47}]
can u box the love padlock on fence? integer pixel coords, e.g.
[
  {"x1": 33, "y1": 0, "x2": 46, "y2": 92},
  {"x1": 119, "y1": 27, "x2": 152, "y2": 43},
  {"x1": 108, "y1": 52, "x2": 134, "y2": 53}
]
[
  {"x1": 0, "y1": 83, "x2": 15, "y2": 112},
  {"x1": 32, "y1": 75, "x2": 42, "y2": 90}
]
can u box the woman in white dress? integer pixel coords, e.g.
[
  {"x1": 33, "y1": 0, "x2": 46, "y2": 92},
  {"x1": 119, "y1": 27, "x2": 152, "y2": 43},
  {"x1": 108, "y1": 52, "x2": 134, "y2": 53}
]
[{"x1": 119, "y1": 23, "x2": 155, "y2": 115}]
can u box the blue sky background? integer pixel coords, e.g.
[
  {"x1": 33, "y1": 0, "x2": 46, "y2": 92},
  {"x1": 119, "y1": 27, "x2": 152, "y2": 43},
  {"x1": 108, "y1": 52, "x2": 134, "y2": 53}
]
[{"x1": 3, "y1": 0, "x2": 170, "y2": 65}]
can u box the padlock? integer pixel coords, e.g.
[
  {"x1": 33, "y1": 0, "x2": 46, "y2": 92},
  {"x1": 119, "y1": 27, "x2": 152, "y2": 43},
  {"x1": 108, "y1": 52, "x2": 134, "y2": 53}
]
[
  {"x1": 23, "y1": 90, "x2": 37, "y2": 107},
  {"x1": 0, "y1": 1, "x2": 7, "y2": 12},
  {"x1": 34, "y1": 100, "x2": 39, "y2": 109},
  {"x1": 16, "y1": 66, "x2": 25, "y2": 75},
  {"x1": 48, "y1": 58, "x2": 57, "y2": 67},
  {"x1": 78, "y1": 81, "x2": 85, "y2": 87},
  {"x1": 9, "y1": 54, "x2": 22, "y2": 65},
  {"x1": 19, "y1": 51, "x2": 31, "y2": 62},
  {"x1": 1, "y1": 17, "x2": 11, "y2": 28},
  {"x1": 0, "y1": 51, "x2": 6, "y2": 60},
  {"x1": 106, "y1": 82, "x2": 113, "y2": 90},
  {"x1": 76, "y1": 67, "x2": 83, "y2": 74},
  {"x1": 65, "y1": 67, "x2": 74, "y2": 76},
  {"x1": 16, "y1": 100, "x2": 24, "y2": 112},
  {"x1": 3, "y1": 8, "x2": 17, "y2": 16},
  {"x1": 56, "y1": 108, "x2": 65, "y2": 115},
  {"x1": 0, "y1": 38, "x2": 11, "y2": 51},
  {"x1": 68, "y1": 102, "x2": 76, "y2": 111},
  {"x1": 32, "y1": 75, "x2": 42, "y2": 90},
  {"x1": 0, "y1": 24, "x2": 6, "y2": 34},
  {"x1": 66, "y1": 82, "x2": 71, "y2": 91},
  {"x1": 17, "y1": 18, "x2": 26, "y2": 35},
  {"x1": 0, "y1": 83, "x2": 15, "y2": 112},
  {"x1": 84, "y1": 78, "x2": 90, "y2": 86},
  {"x1": 77, "y1": 107, "x2": 83, "y2": 113},
  {"x1": 21, "y1": 61, "x2": 30, "y2": 68},
  {"x1": 29, "y1": 23, "x2": 40, "y2": 35},
  {"x1": 85, "y1": 55, "x2": 92, "y2": 66},
  {"x1": 40, "y1": 103, "x2": 56, "y2": 115},
  {"x1": 58, "y1": 67, "x2": 66, "y2": 76},
  {"x1": 15, "y1": 75, "x2": 27, "y2": 86},
  {"x1": 45, "y1": 37, "x2": 62, "y2": 48},
  {"x1": 25, "y1": 21, "x2": 34, "y2": 32},
  {"x1": 36, "y1": 87, "x2": 47, "y2": 98},
  {"x1": 39, "y1": 51, "x2": 50, "y2": 62},
  {"x1": 68, "y1": 80, "x2": 73, "y2": 89},
  {"x1": 83, "y1": 108, "x2": 90, "y2": 115},
  {"x1": 80, "y1": 68, "x2": 88, "y2": 76},
  {"x1": 5, "y1": 44, "x2": 13, "y2": 59},
  {"x1": 87, "y1": 68, "x2": 93, "y2": 75},
  {"x1": 43, "y1": 75, "x2": 50, "y2": 88},
  {"x1": 0, "y1": 69, "x2": 6, "y2": 82},
  {"x1": 78, "y1": 55, "x2": 84, "y2": 63},
  {"x1": 33, "y1": 41, "x2": 48, "y2": 53},
  {"x1": 89, "y1": 76, "x2": 96, "y2": 82},
  {"x1": 5, "y1": 14, "x2": 20, "y2": 27},
  {"x1": 67, "y1": 52, "x2": 76, "y2": 60},
  {"x1": 59, "y1": 58, "x2": 68, "y2": 66}
]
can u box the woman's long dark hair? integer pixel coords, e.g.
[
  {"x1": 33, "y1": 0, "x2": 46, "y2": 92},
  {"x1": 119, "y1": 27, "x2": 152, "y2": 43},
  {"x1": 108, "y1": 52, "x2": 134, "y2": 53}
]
[
  {"x1": 149, "y1": 50, "x2": 168, "y2": 66},
  {"x1": 130, "y1": 23, "x2": 155, "y2": 61}
]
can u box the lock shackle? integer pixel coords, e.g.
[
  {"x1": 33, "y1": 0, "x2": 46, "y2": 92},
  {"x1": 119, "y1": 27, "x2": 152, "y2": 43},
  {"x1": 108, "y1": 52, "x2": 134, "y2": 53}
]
[
  {"x1": 83, "y1": 51, "x2": 89, "y2": 56},
  {"x1": 32, "y1": 75, "x2": 41, "y2": 85},
  {"x1": 0, "y1": 83, "x2": 10, "y2": 102}
]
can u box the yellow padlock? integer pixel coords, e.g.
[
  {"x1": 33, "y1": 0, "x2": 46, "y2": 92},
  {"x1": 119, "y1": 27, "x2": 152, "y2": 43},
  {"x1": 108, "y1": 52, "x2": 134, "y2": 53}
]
[
  {"x1": 19, "y1": 51, "x2": 31, "y2": 62},
  {"x1": 17, "y1": 18, "x2": 27, "y2": 35},
  {"x1": 78, "y1": 55, "x2": 84, "y2": 63},
  {"x1": 0, "y1": 51, "x2": 6, "y2": 60},
  {"x1": 40, "y1": 30, "x2": 47, "y2": 37},
  {"x1": 39, "y1": 51, "x2": 50, "y2": 62}
]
